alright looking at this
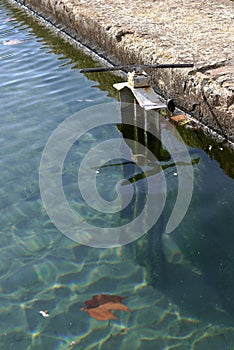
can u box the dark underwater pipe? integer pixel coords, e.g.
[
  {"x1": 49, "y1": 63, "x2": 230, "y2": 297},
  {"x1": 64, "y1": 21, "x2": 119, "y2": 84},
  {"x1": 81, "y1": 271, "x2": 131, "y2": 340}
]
[{"x1": 80, "y1": 63, "x2": 194, "y2": 73}]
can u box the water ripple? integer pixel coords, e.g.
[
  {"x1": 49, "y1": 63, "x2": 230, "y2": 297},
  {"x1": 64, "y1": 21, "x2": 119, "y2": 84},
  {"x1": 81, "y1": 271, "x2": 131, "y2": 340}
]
[{"x1": 0, "y1": 2, "x2": 234, "y2": 350}]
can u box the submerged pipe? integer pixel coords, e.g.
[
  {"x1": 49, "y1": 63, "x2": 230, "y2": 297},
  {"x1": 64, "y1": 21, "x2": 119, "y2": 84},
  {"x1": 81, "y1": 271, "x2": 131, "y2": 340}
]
[{"x1": 80, "y1": 63, "x2": 194, "y2": 73}]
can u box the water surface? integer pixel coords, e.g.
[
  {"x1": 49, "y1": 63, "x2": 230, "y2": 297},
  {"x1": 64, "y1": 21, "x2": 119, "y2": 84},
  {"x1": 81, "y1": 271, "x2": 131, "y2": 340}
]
[{"x1": 0, "y1": 2, "x2": 234, "y2": 349}]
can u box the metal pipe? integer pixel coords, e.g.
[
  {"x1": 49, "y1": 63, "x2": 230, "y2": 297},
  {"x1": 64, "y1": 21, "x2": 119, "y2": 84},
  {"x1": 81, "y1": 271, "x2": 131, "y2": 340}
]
[{"x1": 80, "y1": 63, "x2": 194, "y2": 73}]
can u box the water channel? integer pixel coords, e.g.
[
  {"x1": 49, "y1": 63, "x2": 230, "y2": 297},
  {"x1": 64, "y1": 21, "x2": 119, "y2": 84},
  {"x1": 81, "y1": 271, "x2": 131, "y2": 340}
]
[{"x1": 0, "y1": 1, "x2": 234, "y2": 349}]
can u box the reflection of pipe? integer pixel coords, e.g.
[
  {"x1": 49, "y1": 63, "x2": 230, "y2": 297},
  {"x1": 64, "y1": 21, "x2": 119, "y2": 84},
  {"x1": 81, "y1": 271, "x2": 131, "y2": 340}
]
[{"x1": 118, "y1": 88, "x2": 167, "y2": 289}]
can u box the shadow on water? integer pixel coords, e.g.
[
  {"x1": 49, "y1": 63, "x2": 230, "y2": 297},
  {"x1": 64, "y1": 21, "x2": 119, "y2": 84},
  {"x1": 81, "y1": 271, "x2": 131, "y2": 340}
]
[{"x1": 117, "y1": 89, "x2": 234, "y2": 326}]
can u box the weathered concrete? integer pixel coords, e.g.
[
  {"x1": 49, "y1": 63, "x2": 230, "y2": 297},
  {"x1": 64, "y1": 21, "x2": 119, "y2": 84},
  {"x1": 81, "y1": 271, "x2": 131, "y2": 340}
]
[{"x1": 10, "y1": 0, "x2": 234, "y2": 142}]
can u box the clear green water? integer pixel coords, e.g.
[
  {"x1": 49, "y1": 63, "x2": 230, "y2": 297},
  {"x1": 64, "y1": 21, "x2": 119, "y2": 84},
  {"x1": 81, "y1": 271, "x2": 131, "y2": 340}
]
[{"x1": 0, "y1": 2, "x2": 234, "y2": 349}]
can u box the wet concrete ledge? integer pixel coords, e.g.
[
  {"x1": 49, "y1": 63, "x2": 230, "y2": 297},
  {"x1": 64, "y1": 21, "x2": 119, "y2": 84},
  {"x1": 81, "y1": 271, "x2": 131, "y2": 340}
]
[{"x1": 9, "y1": 0, "x2": 234, "y2": 143}]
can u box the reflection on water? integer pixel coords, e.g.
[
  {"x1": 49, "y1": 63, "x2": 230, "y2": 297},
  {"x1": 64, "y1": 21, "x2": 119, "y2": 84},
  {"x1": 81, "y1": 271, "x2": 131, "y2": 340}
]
[{"x1": 0, "y1": 2, "x2": 234, "y2": 349}]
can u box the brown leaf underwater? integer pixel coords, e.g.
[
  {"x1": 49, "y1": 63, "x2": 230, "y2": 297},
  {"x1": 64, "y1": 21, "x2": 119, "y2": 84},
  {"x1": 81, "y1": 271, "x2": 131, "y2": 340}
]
[
  {"x1": 84, "y1": 294, "x2": 127, "y2": 308},
  {"x1": 80, "y1": 301, "x2": 130, "y2": 321}
]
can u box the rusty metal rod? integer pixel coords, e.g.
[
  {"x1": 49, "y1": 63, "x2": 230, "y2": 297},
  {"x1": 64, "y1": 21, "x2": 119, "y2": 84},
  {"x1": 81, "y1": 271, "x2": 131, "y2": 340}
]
[{"x1": 80, "y1": 63, "x2": 194, "y2": 73}]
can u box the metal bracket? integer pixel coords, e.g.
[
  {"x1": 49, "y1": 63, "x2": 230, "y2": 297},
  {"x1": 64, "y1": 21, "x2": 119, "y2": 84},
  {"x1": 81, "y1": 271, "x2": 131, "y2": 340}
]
[{"x1": 114, "y1": 71, "x2": 175, "y2": 112}]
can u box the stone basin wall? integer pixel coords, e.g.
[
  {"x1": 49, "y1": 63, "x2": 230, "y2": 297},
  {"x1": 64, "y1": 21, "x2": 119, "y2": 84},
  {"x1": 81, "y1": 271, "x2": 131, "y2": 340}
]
[{"x1": 10, "y1": 0, "x2": 234, "y2": 143}]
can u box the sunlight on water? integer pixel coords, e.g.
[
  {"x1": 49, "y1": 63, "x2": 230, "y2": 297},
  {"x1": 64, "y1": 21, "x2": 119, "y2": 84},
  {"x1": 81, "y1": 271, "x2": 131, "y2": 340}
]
[{"x1": 0, "y1": 2, "x2": 234, "y2": 349}]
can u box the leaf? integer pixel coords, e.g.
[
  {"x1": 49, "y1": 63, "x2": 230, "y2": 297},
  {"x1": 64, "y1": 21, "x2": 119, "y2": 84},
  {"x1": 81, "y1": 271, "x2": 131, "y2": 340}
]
[
  {"x1": 170, "y1": 114, "x2": 191, "y2": 125},
  {"x1": 80, "y1": 306, "x2": 117, "y2": 321},
  {"x1": 102, "y1": 302, "x2": 129, "y2": 312},
  {"x1": 84, "y1": 294, "x2": 126, "y2": 308},
  {"x1": 80, "y1": 302, "x2": 130, "y2": 321},
  {"x1": 81, "y1": 294, "x2": 129, "y2": 321}
]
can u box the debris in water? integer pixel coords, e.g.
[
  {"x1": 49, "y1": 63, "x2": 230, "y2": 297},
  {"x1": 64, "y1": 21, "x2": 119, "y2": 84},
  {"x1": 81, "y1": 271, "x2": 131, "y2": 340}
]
[
  {"x1": 2, "y1": 39, "x2": 24, "y2": 45},
  {"x1": 81, "y1": 294, "x2": 129, "y2": 320},
  {"x1": 84, "y1": 294, "x2": 127, "y2": 308},
  {"x1": 39, "y1": 310, "x2": 50, "y2": 318},
  {"x1": 80, "y1": 301, "x2": 130, "y2": 321},
  {"x1": 170, "y1": 114, "x2": 191, "y2": 125}
]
